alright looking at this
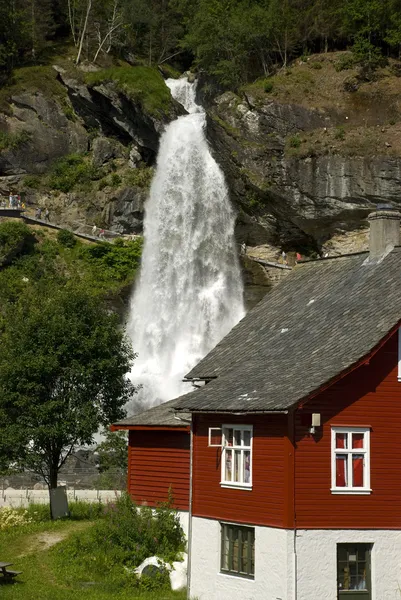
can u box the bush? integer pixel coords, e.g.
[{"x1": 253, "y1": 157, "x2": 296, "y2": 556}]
[
  {"x1": 310, "y1": 62, "x2": 323, "y2": 70},
  {"x1": 264, "y1": 80, "x2": 274, "y2": 93},
  {"x1": 125, "y1": 167, "x2": 154, "y2": 189},
  {"x1": 334, "y1": 126, "x2": 345, "y2": 141},
  {"x1": 289, "y1": 134, "x2": 301, "y2": 148},
  {"x1": 57, "y1": 229, "x2": 77, "y2": 248},
  {"x1": 57, "y1": 493, "x2": 185, "y2": 581},
  {"x1": 335, "y1": 54, "x2": 356, "y2": 72},
  {"x1": 0, "y1": 129, "x2": 32, "y2": 152},
  {"x1": 24, "y1": 175, "x2": 41, "y2": 189},
  {"x1": 0, "y1": 221, "x2": 35, "y2": 266},
  {"x1": 80, "y1": 238, "x2": 143, "y2": 283},
  {"x1": 110, "y1": 173, "x2": 122, "y2": 187},
  {"x1": 49, "y1": 154, "x2": 102, "y2": 193}
]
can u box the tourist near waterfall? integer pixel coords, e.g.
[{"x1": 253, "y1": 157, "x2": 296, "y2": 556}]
[{"x1": 127, "y1": 77, "x2": 244, "y2": 411}]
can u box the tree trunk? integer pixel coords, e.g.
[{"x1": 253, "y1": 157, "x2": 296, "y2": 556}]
[{"x1": 76, "y1": 0, "x2": 92, "y2": 64}]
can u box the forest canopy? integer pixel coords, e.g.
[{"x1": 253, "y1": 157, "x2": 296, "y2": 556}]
[{"x1": 1, "y1": 0, "x2": 401, "y2": 86}]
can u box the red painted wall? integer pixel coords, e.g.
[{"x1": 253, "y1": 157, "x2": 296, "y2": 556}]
[
  {"x1": 295, "y1": 332, "x2": 401, "y2": 529},
  {"x1": 192, "y1": 414, "x2": 288, "y2": 527},
  {"x1": 128, "y1": 430, "x2": 190, "y2": 511}
]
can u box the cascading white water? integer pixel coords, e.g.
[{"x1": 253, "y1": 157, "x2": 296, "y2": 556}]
[{"x1": 127, "y1": 78, "x2": 244, "y2": 411}]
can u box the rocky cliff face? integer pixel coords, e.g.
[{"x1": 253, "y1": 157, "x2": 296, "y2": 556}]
[
  {"x1": 204, "y1": 53, "x2": 401, "y2": 257},
  {"x1": 0, "y1": 64, "x2": 183, "y2": 234},
  {"x1": 2, "y1": 53, "x2": 401, "y2": 264}
]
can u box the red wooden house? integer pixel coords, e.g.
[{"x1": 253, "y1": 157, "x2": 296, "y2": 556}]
[{"x1": 114, "y1": 208, "x2": 401, "y2": 600}]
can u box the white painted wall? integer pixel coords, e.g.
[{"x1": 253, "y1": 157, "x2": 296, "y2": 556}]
[
  {"x1": 296, "y1": 529, "x2": 401, "y2": 600},
  {"x1": 177, "y1": 510, "x2": 189, "y2": 538},
  {"x1": 190, "y1": 516, "x2": 290, "y2": 600}
]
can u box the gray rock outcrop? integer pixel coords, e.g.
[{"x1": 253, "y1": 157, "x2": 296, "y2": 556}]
[{"x1": 206, "y1": 90, "x2": 401, "y2": 252}]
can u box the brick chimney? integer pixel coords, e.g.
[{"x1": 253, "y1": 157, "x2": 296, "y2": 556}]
[{"x1": 368, "y1": 204, "x2": 401, "y2": 260}]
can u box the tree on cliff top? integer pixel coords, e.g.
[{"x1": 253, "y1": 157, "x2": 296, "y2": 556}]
[{"x1": 0, "y1": 278, "x2": 135, "y2": 495}]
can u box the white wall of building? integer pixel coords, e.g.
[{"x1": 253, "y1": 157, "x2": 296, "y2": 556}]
[
  {"x1": 190, "y1": 516, "x2": 290, "y2": 600},
  {"x1": 296, "y1": 529, "x2": 401, "y2": 600}
]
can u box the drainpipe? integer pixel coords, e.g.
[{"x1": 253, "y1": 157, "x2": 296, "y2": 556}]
[
  {"x1": 293, "y1": 411, "x2": 298, "y2": 600},
  {"x1": 187, "y1": 417, "x2": 194, "y2": 600}
]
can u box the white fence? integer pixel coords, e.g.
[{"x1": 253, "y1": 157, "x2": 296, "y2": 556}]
[{"x1": 0, "y1": 488, "x2": 121, "y2": 508}]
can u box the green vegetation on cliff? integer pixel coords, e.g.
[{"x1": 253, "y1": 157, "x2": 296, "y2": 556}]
[
  {"x1": 85, "y1": 66, "x2": 174, "y2": 116},
  {"x1": 0, "y1": 221, "x2": 143, "y2": 305}
]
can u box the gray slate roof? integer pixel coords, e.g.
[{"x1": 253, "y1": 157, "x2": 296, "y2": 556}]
[
  {"x1": 174, "y1": 248, "x2": 401, "y2": 413},
  {"x1": 113, "y1": 397, "x2": 191, "y2": 428}
]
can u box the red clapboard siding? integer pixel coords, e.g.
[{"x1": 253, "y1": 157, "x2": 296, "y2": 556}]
[
  {"x1": 295, "y1": 332, "x2": 401, "y2": 529},
  {"x1": 192, "y1": 414, "x2": 287, "y2": 527},
  {"x1": 128, "y1": 430, "x2": 190, "y2": 511}
]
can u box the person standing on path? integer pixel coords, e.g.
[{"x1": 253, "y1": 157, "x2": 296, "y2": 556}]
[{"x1": 44, "y1": 208, "x2": 50, "y2": 222}]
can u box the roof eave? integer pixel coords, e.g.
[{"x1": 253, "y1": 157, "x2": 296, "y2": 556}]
[{"x1": 110, "y1": 424, "x2": 190, "y2": 432}]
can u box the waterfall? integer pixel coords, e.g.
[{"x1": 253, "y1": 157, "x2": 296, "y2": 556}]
[{"x1": 126, "y1": 77, "x2": 244, "y2": 411}]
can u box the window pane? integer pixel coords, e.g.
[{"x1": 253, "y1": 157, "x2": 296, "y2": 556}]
[
  {"x1": 240, "y1": 533, "x2": 248, "y2": 574},
  {"x1": 352, "y1": 433, "x2": 364, "y2": 449},
  {"x1": 225, "y1": 449, "x2": 232, "y2": 481},
  {"x1": 226, "y1": 429, "x2": 233, "y2": 447},
  {"x1": 336, "y1": 433, "x2": 347, "y2": 449},
  {"x1": 234, "y1": 430, "x2": 241, "y2": 446},
  {"x1": 243, "y1": 451, "x2": 251, "y2": 484},
  {"x1": 336, "y1": 454, "x2": 347, "y2": 487},
  {"x1": 233, "y1": 450, "x2": 240, "y2": 482},
  {"x1": 232, "y1": 530, "x2": 239, "y2": 571},
  {"x1": 243, "y1": 430, "x2": 251, "y2": 447},
  {"x1": 221, "y1": 526, "x2": 229, "y2": 570},
  {"x1": 352, "y1": 454, "x2": 364, "y2": 487}
]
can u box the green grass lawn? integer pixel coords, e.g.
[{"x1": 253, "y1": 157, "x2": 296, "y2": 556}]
[{"x1": 0, "y1": 520, "x2": 186, "y2": 600}]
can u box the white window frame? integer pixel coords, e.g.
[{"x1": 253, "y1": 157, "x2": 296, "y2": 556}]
[
  {"x1": 220, "y1": 424, "x2": 253, "y2": 490},
  {"x1": 398, "y1": 327, "x2": 401, "y2": 381},
  {"x1": 331, "y1": 427, "x2": 371, "y2": 495}
]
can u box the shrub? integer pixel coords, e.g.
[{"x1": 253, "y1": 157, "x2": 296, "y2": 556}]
[
  {"x1": 80, "y1": 238, "x2": 143, "y2": 283},
  {"x1": 0, "y1": 221, "x2": 35, "y2": 266},
  {"x1": 125, "y1": 167, "x2": 154, "y2": 189},
  {"x1": 335, "y1": 54, "x2": 356, "y2": 72},
  {"x1": 49, "y1": 154, "x2": 102, "y2": 193},
  {"x1": 58, "y1": 493, "x2": 185, "y2": 581},
  {"x1": 111, "y1": 173, "x2": 122, "y2": 187},
  {"x1": 289, "y1": 134, "x2": 301, "y2": 148},
  {"x1": 0, "y1": 129, "x2": 32, "y2": 152},
  {"x1": 310, "y1": 62, "x2": 323, "y2": 70},
  {"x1": 24, "y1": 175, "x2": 41, "y2": 189},
  {"x1": 264, "y1": 80, "x2": 274, "y2": 93},
  {"x1": 334, "y1": 126, "x2": 345, "y2": 141},
  {"x1": 57, "y1": 229, "x2": 77, "y2": 248}
]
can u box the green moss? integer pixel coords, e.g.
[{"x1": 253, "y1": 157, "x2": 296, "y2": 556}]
[
  {"x1": 159, "y1": 63, "x2": 182, "y2": 79},
  {"x1": 211, "y1": 114, "x2": 240, "y2": 138},
  {"x1": 85, "y1": 66, "x2": 174, "y2": 116}
]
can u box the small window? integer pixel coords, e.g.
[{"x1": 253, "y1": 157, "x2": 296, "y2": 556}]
[
  {"x1": 331, "y1": 427, "x2": 371, "y2": 494},
  {"x1": 221, "y1": 425, "x2": 252, "y2": 488},
  {"x1": 221, "y1": 523, "x2": 255, "y2": 579},
  {"x1": 337, "y1": 543, "x2": 372, "y2": 597}
]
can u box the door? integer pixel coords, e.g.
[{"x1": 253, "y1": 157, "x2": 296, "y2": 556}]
[{"x1": 337, "y1": 544, "x2": 372, "y2": 600}]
